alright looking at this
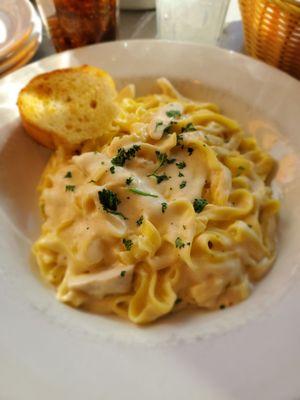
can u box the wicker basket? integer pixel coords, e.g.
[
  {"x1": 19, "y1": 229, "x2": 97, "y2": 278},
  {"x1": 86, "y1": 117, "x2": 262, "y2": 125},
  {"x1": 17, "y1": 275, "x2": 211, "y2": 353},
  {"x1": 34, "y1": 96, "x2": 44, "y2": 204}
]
[{"x1": 239, "y1": 0, "x2": 300, "y2": 79}]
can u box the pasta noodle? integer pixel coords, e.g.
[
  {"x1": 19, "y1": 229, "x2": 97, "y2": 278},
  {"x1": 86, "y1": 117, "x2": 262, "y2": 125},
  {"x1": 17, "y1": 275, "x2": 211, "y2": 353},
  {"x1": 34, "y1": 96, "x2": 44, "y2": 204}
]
[{"x1": 33, "y1": 79, "x2": 279, "y2": 324}]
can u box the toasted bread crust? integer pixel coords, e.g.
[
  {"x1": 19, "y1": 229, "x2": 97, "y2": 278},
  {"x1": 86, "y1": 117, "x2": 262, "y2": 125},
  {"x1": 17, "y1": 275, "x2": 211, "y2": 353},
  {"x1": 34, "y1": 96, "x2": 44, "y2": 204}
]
[
  {"x1": 17, "y1": 65, "x2": 119, "y2": 149},
  {"x1": 19, "y1": 115, "x2": 55, "y2": 149}
]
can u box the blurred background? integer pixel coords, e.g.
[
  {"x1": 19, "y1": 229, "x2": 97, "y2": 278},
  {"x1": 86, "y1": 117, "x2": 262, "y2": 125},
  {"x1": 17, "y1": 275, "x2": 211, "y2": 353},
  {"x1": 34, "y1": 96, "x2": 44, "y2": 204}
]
[
  {"x1": 0, "y1": 0, "x2": 299, "y2": 79},
  {"x1": 31, "y1": 0, "x2": 242, "y2": 59}
]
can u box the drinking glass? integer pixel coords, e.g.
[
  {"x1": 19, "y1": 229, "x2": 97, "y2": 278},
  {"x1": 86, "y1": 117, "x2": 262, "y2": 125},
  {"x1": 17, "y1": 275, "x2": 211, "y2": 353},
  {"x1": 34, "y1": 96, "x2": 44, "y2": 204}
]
[
  {"x1": 156, "y1": 0, "x2": 230, "y2": 45},
  {"x1": 36, "y1": 0, "x2": 118, "y2": 52}
]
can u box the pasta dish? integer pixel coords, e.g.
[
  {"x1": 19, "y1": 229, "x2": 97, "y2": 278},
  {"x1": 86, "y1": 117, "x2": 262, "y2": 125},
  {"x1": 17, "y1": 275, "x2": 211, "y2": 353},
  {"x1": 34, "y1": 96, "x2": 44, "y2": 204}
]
[{"x1": 33, "y1": 78, "x2": 279, "y2": 324}]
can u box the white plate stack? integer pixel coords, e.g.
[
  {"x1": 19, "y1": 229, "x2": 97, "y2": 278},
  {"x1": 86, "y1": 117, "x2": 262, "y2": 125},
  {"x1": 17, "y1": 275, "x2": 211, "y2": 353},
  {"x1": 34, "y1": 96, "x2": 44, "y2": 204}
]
[{"x1": 0, "y1": 0, "x2": 42, "y2": 78}]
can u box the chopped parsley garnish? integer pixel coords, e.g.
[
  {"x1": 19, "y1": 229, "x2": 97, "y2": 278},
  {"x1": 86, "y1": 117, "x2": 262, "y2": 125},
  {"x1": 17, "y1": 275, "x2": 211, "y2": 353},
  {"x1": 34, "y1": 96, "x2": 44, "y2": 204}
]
[
  {"x1": 120, "y1": 270, "x2": 126, "y2": 277},
  {"x1": 163, "y1": 124, "x2": 172, "y2": 135},
  {"x1": 154, "y1": 173, "x2": 169, "y2": 184},
  {"x1": 65, "y1": 185, "x2": 75, "y2": 192},
  {"x1": 161, "y1": 202, "x2": 168, "y2": 213},
  {"x1": 166, "y1": 110, "x2": 181, "y2": 118},
  {"x1": 155, "y1": 121, "x2": 163, "y2": 130},
  {"x1": 98, "y1": 188, "x2": 119, "y2": 210},
  {"x1": 182, "y1": 122, "x2": 196, "y2": 132},
  {"x1": 176, "y1": 133, "x2": 183, "y2": 145},
  {"x1": 98, "y1": 189, "x2": 127, "y2": 219},
  {"x1": 179, "y1": 180, "x2": 187, "y2": 189},
  {"x1": 126, "y1": 177, "x2": 133, "y2": 185},
  {"x1": 175, "y1": 237, "x2": 185, "y2": 249},
  {"x1": 178, "y1": 172, "x2": 184, "y2": 177},
  {"x1": 129, "y1": 188, "x2": 158, "y2": 198},
  {"x1": 122, "y1": 238, "x2": 133, "y2": 251},
  {"x1": 163, "y1": 120, "x2": 177, "y2": 135},
  {"x1": 176, "y1": 161, "x2": 186, "y2": 169},
  {"x1": 153, "y1": 151, "x2": 168, "y2": 172},
  {"x1": 111, "y1": 145, "x2": 141, "y2": 167},
  {"x1": 148, "y1": 151, "x2": 173, "y2": 183},
  {"x1": 167, "y1": 158, "x2": 176, "y2": 164},
  {"x1": 136, "y1": 215, "x2": 144, "y2": 226},
  {"x1": 156, "y1": 150, "x2": 167, "y2": 161},
  {"x1": 175, "y1": 298, "x2": 182, "y2": 305},
  {"x1": 193, "y1": 198, "x2": 208, "y2": 213},
  {"x1": 110, "y1": 166, "x2": 115, "y2": 174},
  {"x1": 187, "y1": 147, "x2": 194, "y2": 156},
  {"x1": 64, "y1": 171, "x2": 72, "y2": 178}
]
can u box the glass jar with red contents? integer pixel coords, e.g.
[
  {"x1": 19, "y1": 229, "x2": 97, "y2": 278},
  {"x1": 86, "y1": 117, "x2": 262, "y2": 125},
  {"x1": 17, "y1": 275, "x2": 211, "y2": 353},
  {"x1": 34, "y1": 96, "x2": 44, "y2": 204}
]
[{"x1": 36, "y1": 0, "x2": 118, "y2": 52}]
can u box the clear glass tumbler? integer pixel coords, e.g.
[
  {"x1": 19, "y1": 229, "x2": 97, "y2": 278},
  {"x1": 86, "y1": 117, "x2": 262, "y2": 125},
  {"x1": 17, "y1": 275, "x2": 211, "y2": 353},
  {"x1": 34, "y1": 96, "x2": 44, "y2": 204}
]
[
  {"x1": 36, "y1": 0, "x2": 118, "y2": 52},
  {"x1": 156, "y1": 0, "x2": 230, "y2": 45}
]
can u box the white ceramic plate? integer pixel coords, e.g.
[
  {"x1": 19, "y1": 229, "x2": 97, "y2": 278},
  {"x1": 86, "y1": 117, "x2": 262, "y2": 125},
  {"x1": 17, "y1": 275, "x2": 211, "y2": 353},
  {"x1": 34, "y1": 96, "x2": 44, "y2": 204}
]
[
  {"x1": 0, "y1": 0, "x2": 42, "y2": 76},
  {"x1": 0, "y1": 36, "x2": 40, "y2": 75},
  {"x1": 0, "y1": 0, "x2": 34, "y2": 60},
  {"x1": 0, "y1": 40, "x2": 300, "y2": 400}
]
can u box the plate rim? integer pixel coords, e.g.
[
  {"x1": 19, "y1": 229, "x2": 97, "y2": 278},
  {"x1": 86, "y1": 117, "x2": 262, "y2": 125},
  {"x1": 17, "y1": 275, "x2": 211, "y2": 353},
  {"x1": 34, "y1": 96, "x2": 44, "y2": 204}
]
[
  {"x1": 1, "y1": 39, "x2": 300, "y2": 87},
  {"x1": 0, "y1": 40, "x2": 300, "y2": 400}
]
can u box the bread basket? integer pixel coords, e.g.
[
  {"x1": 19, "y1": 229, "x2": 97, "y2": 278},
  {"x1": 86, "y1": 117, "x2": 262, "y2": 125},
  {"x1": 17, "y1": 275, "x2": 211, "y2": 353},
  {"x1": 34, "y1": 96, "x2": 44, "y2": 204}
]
[{"x1": 239, "y1": 0, "x2": 300, "y2": 79}]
